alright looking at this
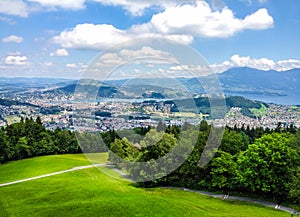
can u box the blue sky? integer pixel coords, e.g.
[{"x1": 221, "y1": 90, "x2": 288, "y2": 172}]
[{"x1": 0, "y1": 0, "x2": 299, "y2": 78}]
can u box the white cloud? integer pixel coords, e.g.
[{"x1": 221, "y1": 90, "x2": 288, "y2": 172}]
[
  {"x1": 242, "y1": 8, "x2": 273, "y2": 30},
  {"x1": 53, "y1": 23, "x2": 193, "y2": 50},
  {"x1": 50, "y1": 48, "x2": 69, "y2": 56},
  {"x1": 28, "y1": 0, "x2": 86, "y2": 10},
  {"x1": 150, "y1": 2, "x2": 273, "y2": 38},
  {"x1": 53, "y1": 24, "x2": 129, "y2": 50},
  {"x1": 5, "y1": 55, "x2": 30, "y2": 65},
  {"x1": 276, "y1": 59, "x2": 300, "y2": 71},
  {"x1": 0, "y1": 0, "x2": 29, "y2": 17},
  {"x1": 53, "y1": 3, "x2": 273, "y2": 50},
  {"x1": 66, "y1": 63, "x2": 87, "y2": 68},
  {"x1": 66, "y1": 63, "x2": 77, "y2": 68},
  {"x1": 211, "y1": 55, "x2": 300, "y2": 72},
  {"x1": 2, "y1": 35, "x2": 24, "y2": 43}
]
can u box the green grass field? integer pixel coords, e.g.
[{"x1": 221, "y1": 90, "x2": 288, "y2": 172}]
[
  {"x1": 0, "y1": 154, "x2": 290, "y2": 217},
  {"x1": 0, "y1": 153, "x2": 108, "y2": 184}
]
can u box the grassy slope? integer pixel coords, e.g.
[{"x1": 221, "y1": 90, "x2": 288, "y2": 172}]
[
  {"x1": 0, "y1": 155, "x2": 290, "y2": 217},
  {"x1": 0, "y1": 153, "x2": 107, "y2": 184}
]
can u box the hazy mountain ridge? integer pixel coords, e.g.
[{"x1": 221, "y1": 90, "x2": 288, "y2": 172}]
[
  {"x1": 104, "y1": 67, "x2": 300, "y2": 97},
  {"x1": 1, "y1": 67, "x2": 299, "y2": 104},
  {"x1": 218, "y1": 67, "x2": 300, "y2": 95},
  {"x1": 0, "y1": 77, "x2": 73, "y2": 88}
]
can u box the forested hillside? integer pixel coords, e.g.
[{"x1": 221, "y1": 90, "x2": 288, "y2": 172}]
[{"x1": 108, "y1": 122, "x2": 300, "y2": 208}]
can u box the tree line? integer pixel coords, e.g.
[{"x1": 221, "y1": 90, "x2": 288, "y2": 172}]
[
  {"x1": 108, "y1": 121, "x2": 300, "y2": 208},
  {"x1": 0, "y1": 117, "x2": 117, "y2": 164}
]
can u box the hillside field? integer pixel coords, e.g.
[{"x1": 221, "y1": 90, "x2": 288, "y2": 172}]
[{"x1": 0, "y1": 154, "x2": 291, "y2": 217}]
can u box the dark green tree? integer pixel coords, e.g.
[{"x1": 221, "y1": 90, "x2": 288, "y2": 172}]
[
  {"x1": 0, "y1": 129, "x2": 9, "y2": 163},
  {"x1": 237, "y1": 133, "x2": 298, "y2": 203},
  {"x1": 220, "y1": 129, "x2": 246, "y2": 155},
  {"x1": 210, "y1": 150, "x2": 237, "y2": 192},
  {"x1": 109, "y1": 138, "x2": 137, "y2": 168}
]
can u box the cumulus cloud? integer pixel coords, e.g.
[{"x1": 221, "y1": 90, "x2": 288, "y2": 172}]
[
  {"x1": 276, "y1": 59, "x2": 300, "y2": 71},
  {"x1": 50, "y1": 48, "x2": 69, "y2": 56},
  {"x1": 5, "y1": 55, "x2": 30, "y2": 65},
  {"x1": 242, "y1": 8, "x2": 273, "y2": 30},
  {"x1": 150, "y1": 2, "x2": 273, "y2": 38},
  {"x1": 210, "y1": 55, "x2": 300, "y2": 72},
  {"x1": 27, "y1": 0, "x2": 86, "y2": 10},
  {"x1": 0, "y1": 0, "x2": 29, "y2": 17},
  {"x1": 53, "y1": 23, "x2": 193, "y2": 50},
  {"x1": 53, "y1": 24, "x2": 130, "y2": 49},
  {"x1": 53, "y1": 2, "x2": 273, "y2": 49},
  {"x1": 2, "y1": 35, "x2": 24, "y2": 43}
]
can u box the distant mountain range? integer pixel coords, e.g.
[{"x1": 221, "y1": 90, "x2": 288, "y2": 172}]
[
  {"x1": 44, "y1": 80, "x2": 119, "y2": 98},
  {"x1": 218, "y1": 67, "x2": 300, "y2": 96},
  {"x1": 0, "y1": 77, "x2": 73, "y2": 88},
  {"x1": 104, "y1": 67, "x2": 300, "y2": 104},
  {"x1": 1, "y1": 67, "x2": 299, "y2": 105},
  {"x1": 218, "y1": 67, "x2": 299, "y2": 105}
]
